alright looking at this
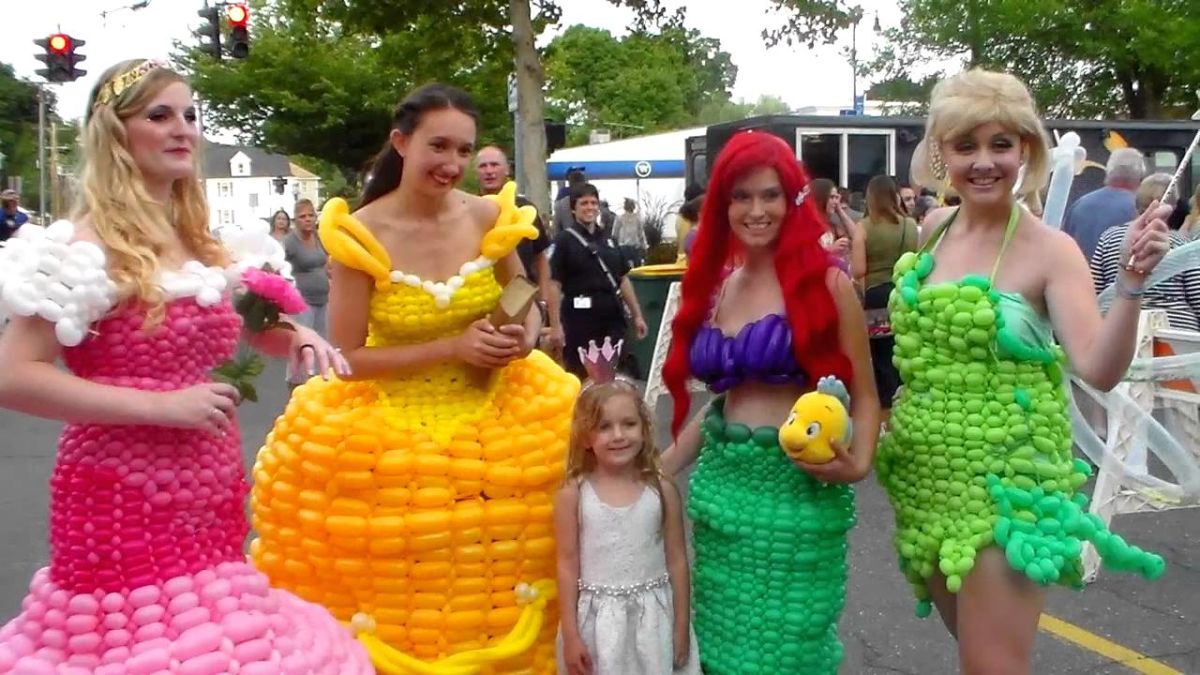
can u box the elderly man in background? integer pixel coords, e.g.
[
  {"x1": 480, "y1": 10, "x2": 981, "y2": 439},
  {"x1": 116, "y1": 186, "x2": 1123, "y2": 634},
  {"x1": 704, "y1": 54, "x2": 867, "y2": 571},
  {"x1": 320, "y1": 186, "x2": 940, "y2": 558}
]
[
  {"x1": 1063, "y1": 147, "x2": 1145, "y2": 260},
  {"x1": 474, "y1": 145, "x2": 563, "y2": 356}
]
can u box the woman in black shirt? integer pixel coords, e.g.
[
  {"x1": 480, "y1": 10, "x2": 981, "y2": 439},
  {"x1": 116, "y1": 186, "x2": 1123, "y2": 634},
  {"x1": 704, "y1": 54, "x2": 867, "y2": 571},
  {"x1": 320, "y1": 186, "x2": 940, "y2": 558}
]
[{"x1": 548, "y1": 182, "x2": 648, "y2": 378}]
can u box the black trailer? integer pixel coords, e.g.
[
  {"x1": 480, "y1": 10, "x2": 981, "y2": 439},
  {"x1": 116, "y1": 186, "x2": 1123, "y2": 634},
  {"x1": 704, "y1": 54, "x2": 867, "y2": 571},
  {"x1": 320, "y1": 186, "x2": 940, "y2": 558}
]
[{"x1": 685, "y1": 115, "x2": 1200, "y2": 204}]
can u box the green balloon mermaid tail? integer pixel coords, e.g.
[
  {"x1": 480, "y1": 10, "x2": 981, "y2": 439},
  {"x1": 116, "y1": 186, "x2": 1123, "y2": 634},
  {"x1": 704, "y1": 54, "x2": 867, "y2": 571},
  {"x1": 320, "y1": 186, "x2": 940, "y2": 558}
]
[
  {"x1": 690, "y1": 399, "x2": 856, "y2": 673},
  {"x1": 878, "y1": 243, "x2": 1165, "y2": 617}
]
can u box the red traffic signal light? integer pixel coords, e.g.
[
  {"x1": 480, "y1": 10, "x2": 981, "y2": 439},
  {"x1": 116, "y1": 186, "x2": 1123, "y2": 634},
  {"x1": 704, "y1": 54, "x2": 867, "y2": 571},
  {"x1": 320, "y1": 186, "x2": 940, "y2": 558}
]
[
  {"x1": 34, "y1": 33, "x2": 86, "y2": 83},
  {"x1": 227, "y1": 3, "x2": 250, "y2": 59},
  {"x1": 227, "y1": 4, "x2": 248, "y2": 26},
  {"x1": 48, "y1": 34, "x2": 70, "y2": 54}
]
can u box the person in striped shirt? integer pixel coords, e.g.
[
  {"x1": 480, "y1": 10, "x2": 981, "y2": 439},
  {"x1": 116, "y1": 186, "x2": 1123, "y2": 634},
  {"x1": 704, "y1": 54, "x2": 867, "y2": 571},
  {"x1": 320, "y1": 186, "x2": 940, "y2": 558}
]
[{"x1": 1091, "y1": 172, "x2": 1200, "y2": 331}]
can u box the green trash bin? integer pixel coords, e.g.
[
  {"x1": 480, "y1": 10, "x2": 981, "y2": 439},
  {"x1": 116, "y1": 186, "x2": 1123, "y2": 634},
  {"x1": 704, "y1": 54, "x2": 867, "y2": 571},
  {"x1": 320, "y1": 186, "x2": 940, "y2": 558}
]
[{"x1": 627, "y1": 265, "x2": 685, "y2": 380}]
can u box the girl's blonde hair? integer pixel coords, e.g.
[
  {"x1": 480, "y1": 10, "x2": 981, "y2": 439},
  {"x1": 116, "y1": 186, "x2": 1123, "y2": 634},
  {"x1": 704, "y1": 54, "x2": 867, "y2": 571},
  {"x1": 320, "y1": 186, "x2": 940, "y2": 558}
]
[
  {"x1": 78, "y1": 59, "x2": 227, "y2": 325},
  {"x1": 911, "y1": 69, "x2": 1052, "y2": 198},
  {"x1": 565, "y1": 381, "x2": 662, "y2": 485}
]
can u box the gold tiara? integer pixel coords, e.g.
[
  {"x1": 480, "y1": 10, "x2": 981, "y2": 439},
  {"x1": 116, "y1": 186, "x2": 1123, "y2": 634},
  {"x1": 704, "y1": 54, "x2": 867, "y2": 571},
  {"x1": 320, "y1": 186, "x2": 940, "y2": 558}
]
[{"x1": 94, "y1": 59, "x2": 171, "y2": 107}]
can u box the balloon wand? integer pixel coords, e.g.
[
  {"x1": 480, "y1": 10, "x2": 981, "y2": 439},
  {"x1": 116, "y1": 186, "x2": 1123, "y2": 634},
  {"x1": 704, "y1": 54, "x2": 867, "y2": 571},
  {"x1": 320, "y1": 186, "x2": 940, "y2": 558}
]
[{"x1": 1128, "y1": 94, "x2": 1200, "y2": 268}]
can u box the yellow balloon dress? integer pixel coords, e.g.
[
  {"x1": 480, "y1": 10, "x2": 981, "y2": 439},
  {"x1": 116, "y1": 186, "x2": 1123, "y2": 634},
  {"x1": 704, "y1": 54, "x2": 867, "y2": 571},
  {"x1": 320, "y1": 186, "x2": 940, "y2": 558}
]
[{"x1": 250, "y1": 185, "x2": 579, "y2": 674}]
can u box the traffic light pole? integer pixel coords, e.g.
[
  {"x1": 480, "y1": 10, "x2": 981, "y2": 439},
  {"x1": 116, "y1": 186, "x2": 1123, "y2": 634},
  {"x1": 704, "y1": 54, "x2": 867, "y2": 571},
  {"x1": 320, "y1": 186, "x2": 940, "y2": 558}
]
[
  {"x1": 37, "y1": 85, "x2": 46, "y2": 223},
  {"x1": 50, "y1": 118, "x2": 61, "y2": 218}
]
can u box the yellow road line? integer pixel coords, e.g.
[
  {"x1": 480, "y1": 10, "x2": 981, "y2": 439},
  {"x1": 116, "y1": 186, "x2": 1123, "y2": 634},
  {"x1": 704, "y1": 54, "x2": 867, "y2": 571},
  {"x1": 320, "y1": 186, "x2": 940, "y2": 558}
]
[{"x1": 1039, "y1": 614, "x2": 1182, "y2": 675}]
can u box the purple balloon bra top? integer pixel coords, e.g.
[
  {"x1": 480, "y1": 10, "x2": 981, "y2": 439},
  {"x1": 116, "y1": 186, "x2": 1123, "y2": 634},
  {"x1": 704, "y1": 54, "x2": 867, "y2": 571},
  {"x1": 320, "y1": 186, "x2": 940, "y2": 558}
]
[{"x1": 689, "y1": 313, "x2": 808, "y2": 393}]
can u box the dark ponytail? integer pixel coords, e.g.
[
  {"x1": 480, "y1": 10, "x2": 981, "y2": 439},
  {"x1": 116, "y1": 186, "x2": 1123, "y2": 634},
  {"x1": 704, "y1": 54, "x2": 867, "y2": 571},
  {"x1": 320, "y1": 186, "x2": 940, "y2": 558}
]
[{"x1": 359, "y1": 83, "x2": 481, "y2": 208}]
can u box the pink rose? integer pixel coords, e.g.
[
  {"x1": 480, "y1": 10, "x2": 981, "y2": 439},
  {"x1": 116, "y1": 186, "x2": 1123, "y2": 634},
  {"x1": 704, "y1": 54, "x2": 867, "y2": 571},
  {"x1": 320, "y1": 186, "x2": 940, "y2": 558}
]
[{"x1": 241, "y1": 267, "x2": 307, "y2": 316}]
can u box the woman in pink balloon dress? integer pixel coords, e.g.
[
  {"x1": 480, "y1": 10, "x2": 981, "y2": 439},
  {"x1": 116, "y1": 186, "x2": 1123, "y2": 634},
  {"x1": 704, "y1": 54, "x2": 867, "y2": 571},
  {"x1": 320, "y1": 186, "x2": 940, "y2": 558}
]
[{"x1": 0, "y1": 59, "x2": 372, "y2": 674}]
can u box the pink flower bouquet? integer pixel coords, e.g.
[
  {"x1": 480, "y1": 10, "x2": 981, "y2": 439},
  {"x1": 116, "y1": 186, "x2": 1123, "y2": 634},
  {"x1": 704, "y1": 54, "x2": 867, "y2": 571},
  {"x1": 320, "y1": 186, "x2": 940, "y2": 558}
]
[
  {"x1": 212, "y1": 267, "x2": 307, "y2": 402},
  {"x1": 235, "y1": 267, "x2": 308, "y2": 333}
]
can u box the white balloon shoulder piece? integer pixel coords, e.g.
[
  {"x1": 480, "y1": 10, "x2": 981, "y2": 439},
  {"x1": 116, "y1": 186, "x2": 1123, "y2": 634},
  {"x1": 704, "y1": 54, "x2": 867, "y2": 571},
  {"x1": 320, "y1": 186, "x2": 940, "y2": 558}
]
[
  {"x1": 218, "y1": 220, "x2": 294, "y2": 282},
  {"x1": 0, "y1": 220, "x2": 119, "y2": 347},
  {"x1": 0, "y1": 220, "x2": 241, "y2": 347}
]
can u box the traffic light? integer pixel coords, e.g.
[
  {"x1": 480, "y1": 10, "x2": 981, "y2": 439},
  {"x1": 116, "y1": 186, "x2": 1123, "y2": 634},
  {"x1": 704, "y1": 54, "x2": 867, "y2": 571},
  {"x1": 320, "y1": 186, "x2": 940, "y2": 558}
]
[
  {"x1": 34, "y1": 33, "x2": 87, "y2": 83},
  {"x1": 227, "y1": 4, "x2": 250, "y2": 59},
  {"x1": 197, "y1": 4, "x2": 222, "y2": 60}
]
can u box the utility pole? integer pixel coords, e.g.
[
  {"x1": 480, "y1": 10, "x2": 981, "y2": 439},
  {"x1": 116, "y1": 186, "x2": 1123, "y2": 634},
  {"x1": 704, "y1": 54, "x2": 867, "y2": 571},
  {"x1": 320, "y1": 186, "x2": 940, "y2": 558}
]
[
  {"x1": 508, "y1": 74, "x2": 522, "y2": 192},
  {"x1": 50, "y1": 118, "x2": 60, "y2": 218},
  {"x1": 38, "y1": 86, "x2": 46, "y2": 223}
]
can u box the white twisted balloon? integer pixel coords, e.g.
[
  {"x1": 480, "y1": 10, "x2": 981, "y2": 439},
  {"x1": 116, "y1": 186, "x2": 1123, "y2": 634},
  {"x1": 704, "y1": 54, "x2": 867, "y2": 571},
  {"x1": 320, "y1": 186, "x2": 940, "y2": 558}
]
[
  {"x1": 1042, "y1": 132, "x2": 1087, "y2": 229},
  {"x1": 1068, "y1": 376, "x2": 1200, "y2": 504}
]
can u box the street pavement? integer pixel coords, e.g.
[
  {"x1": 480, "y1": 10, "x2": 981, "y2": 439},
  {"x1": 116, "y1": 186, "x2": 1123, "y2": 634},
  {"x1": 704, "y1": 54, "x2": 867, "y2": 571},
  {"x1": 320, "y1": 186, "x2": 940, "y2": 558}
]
[{"x1": 1, "y1": 358, "x2": 1196, "y2": 673}]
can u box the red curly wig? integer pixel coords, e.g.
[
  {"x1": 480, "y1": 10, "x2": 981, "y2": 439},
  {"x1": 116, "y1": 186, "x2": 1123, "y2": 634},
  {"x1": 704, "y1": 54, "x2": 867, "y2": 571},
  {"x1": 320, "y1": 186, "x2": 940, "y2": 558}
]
[{"x1": 663, "y1": 130, "x2": 852, "y2": 436}]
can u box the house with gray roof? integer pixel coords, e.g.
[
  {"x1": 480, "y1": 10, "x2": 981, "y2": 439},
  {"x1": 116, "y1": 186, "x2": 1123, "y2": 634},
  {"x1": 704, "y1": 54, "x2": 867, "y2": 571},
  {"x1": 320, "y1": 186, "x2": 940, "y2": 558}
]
[{"x1": 202, "y1": 141, "x2": 320, "y2": 234}]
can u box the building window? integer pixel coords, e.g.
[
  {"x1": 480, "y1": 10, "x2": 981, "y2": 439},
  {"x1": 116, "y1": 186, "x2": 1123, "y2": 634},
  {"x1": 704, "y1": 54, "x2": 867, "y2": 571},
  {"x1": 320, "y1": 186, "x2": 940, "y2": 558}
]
[
  {"x1": 217, "y1": 181, "x2": 233, "y2": 197},
  {"x1": 219, "y1": 210, "x2": 235, "y2": 225},
  {"x1": 249, "y1": 193, "x2": 259, "y2": 208}
]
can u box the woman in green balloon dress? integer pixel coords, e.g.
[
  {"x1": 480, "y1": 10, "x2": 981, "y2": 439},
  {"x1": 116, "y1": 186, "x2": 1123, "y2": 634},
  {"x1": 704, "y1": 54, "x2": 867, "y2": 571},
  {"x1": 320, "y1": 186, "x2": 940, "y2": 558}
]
[
  {"x1": 661, "y1": 130, "x2": 880, "y2": 674},
  {"x1": 877, "y1": 69, "x2": 1170, "y2": 674}
]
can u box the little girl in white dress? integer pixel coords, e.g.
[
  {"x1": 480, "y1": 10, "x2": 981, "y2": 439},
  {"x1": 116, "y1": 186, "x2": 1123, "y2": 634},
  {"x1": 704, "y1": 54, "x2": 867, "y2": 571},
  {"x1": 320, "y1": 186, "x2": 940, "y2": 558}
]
[{"x1": 554, "y1": 340, "x2": 702, "y2": 674}]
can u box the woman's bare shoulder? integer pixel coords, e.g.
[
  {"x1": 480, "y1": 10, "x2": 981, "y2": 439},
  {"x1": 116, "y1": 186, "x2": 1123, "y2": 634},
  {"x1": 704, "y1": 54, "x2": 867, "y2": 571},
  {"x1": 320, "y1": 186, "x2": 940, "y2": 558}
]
[{"x1": 462, "y1": 190, "x2": 501, "y2": 231}]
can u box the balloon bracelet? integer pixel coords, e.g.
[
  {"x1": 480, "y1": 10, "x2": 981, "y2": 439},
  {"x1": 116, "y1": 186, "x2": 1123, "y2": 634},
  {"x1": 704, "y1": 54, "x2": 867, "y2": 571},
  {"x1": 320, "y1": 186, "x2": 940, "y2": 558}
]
[{"x1": 779, "y1": 376, "x2": 853, "y2": 464}]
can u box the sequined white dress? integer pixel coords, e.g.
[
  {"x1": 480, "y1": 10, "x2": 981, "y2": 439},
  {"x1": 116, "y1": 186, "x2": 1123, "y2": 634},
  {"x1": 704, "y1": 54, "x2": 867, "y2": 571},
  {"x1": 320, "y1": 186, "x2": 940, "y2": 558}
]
[{"x1": 556, "y1": 481, "x2": 701, "y2": 675}]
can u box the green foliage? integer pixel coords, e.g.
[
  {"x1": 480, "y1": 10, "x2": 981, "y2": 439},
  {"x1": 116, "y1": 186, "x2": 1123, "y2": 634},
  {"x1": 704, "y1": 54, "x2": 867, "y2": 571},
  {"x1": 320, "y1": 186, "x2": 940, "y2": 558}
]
[
  {"x1": 761, "y1": 0, "x2": 861, "y2": 48},
  {"x1": 0, "y1": 63, "x2": 58, "y2": 205},
  {"x1": 863, "y1": 72, "x2": 940, "y2": 116},
  {"x1": 178, "y1": 1, "x2": 513, "y2": 182},
  {"x1": 543, "y1": 23, "x2": 738, "y2": 141},
  {"x1": 211, "y1": 352, "x2": 265, "y2": 403},
  {"x1": 178, "y1": 0, "x2": 696, "y2": 189},
  {"x1": 645, "y1": 241, "x2": 677, "y2": 265},
  {"x1": 696, "y1": 94, "x2": 793, "y2": 125},
  {"x1": 857, "y1": 0, "x2": 1200, "y2": 119}
]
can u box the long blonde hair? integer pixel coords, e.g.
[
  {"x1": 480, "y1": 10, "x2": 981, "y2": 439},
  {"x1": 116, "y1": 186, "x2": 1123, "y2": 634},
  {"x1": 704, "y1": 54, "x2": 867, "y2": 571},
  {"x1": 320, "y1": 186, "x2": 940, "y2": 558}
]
[
  {"x1": 911, "y1": 69, "x2": 1052, "y2": 199},
  {"x1": 77, "y1": 59, "x2": 226, "y2": 324},
  {"x1": 564, "y1": 381, "x2": 662, "y2": 486}
]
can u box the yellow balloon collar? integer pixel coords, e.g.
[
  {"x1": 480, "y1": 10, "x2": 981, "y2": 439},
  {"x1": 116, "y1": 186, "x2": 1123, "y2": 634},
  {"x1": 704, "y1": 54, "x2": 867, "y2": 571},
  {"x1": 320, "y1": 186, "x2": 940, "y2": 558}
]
[{"x1": 318, "y1": 182, "x2": 540, "y2": 290}]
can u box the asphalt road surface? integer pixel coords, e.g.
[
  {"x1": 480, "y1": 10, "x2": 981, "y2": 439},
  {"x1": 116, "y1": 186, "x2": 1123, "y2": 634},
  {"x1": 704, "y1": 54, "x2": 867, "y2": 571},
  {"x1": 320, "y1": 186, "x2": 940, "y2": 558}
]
[{"x1": 1, "y1": 358, "x2": 1196, "y2": 673}]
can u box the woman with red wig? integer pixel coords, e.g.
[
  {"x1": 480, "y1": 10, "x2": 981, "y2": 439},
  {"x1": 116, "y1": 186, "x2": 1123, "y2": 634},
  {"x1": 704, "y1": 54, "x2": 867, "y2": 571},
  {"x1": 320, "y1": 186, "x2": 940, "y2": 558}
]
[{"x1": 660, "y1": 130, "x2": 880, "y2": 673}]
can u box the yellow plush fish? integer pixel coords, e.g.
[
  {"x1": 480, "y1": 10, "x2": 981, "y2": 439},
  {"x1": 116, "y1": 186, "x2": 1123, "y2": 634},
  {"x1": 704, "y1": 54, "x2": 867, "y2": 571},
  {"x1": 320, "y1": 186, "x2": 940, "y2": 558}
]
[{"x1": 778, "y1": 376, "x2": 852, "y2": 464}]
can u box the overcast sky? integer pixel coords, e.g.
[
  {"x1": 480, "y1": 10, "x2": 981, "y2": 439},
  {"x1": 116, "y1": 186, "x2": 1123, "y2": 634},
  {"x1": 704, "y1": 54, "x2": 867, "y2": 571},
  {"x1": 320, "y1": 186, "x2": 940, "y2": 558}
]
[{"x1": 4, "y1": 0, "x2": 915, "y2": 124}]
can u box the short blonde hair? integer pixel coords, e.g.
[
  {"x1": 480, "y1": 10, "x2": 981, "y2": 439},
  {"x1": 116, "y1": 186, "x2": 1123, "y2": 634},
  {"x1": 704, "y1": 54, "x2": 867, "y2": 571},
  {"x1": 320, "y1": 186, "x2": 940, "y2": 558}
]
[{"x1": 911, "y1": 69, "x2": 1051, "y2": 198}]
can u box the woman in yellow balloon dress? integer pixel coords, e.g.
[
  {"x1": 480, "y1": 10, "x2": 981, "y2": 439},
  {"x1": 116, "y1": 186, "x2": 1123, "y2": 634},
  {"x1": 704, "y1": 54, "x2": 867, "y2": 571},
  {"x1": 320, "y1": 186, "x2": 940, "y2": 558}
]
[{"x1": 249, "y1": 84, "x2": 579, "y2": 674}]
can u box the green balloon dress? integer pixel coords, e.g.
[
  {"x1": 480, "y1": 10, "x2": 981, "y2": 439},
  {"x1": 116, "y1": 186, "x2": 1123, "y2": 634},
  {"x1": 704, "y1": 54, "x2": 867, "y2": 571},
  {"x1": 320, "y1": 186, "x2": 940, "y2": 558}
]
[
  {"x1": 877, "y1": 206, "x2": 1165, "y2": 618},
  {"x1": 689, "y1": 398, "x2": 857, "y2": 674}
]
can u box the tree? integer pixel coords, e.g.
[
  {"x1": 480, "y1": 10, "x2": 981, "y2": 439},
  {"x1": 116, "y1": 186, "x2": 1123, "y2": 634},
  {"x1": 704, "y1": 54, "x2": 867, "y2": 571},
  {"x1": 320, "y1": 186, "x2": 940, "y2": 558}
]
[
  {"x1": 861, "y1": 0, "x2": 1200, "y2": 119},
  {"x1": 510, "y1": 0, "x2": 550, "y2": 216},
  {"x1": 695, "y1": 94, "x2": 793, "y2": 126},
  {"x1": 249, "y1": 0, "x2": 676, "y2": 213},
  {"x1": 180, "y1": 3, "x2": 512, "y2": 187},
  {"x1": 864, "y1": 74, "x2": 939, "y2": 116},
  {"x1": 542, "y1": 23, "x2": 737, "y2": 143},
  {"x1": 0, "y1": 63, "x2": 55, "y2": 207},
  {"x1": 761, "y1": 0, "x2": 861, "y2": 48}
]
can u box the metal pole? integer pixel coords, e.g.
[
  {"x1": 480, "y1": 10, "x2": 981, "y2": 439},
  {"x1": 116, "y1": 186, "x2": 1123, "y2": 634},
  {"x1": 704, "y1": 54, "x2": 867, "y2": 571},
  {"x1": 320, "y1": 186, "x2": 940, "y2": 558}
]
[
  {"x1": 38, "y1": 86, "x2": 47, "y2": 223},
  {"x1": 50, "y1": 118, "x2": 58, "y2": 218},
  {"x1": 196, "y1": 95, "x2": 205, "y2": 141},
  {"x1": 851, "y1": 20, "x2": 858, "y2": 109},
  {"x1": 514, "y1": 110, "x2": 524, "y2": 194}
]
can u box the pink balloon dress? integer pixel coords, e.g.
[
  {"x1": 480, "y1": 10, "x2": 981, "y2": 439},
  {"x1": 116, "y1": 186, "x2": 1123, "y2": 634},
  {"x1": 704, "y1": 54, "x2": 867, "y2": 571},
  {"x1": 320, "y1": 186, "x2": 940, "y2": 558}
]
[{"x1": 0, "y1": 221, "x2": 373, "y2": 675}]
